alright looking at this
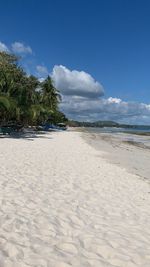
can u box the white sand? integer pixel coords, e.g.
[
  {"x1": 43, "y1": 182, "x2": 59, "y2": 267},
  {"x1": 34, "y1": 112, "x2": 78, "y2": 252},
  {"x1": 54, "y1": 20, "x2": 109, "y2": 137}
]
[{"x1": 0, "y1": 130, "x2": 150, "y2": 267}]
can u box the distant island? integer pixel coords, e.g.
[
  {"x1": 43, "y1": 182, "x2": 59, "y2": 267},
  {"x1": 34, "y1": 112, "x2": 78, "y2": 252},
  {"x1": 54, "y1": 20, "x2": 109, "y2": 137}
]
[{"x1": 68, "y1": 120, "x2": 150, "y2": 130}]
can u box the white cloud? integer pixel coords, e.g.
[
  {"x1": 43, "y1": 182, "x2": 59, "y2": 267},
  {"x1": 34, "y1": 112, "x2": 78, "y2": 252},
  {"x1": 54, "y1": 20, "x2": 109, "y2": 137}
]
[
  {"x1": 11, "y1": 42, "x2": 32, "y2": 54},
  {"x1": 36, "y1": 65, "x2": 48, "y2": 77},
  {"x1": 50, "y1": 65, "x2": 150, "y2": 124},
  {"x1": 60, "y1": 95, "x2": 150, "y2": 124},
  {"x1": 52, "y1": 65, "x2": 104, "y2": 98},
  {"x1": 38, "y1": 77, "x2": 45, "y2": 82},
  {"x1": 107, "y1": 97, "x2": 122, "y2": 104},
  {"x1": 0, "y1": 41, "x2": 9, "y2": 52}
]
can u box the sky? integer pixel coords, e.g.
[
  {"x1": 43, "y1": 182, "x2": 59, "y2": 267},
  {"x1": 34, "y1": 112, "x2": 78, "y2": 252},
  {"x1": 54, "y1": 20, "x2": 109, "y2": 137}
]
[{"x1": 0, "y1": 0, "x2": 150, "y2": 124}]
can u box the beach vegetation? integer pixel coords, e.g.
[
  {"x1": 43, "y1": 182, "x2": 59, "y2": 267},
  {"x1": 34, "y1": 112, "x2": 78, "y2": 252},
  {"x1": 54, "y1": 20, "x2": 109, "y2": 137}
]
[{"x1": 0, "y1": 51, "x2": 67, "y2": 127}]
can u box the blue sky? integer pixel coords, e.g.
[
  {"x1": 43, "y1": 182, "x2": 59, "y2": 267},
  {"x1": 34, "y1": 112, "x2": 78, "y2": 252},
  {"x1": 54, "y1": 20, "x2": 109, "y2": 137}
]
[{"x1": 0, "y1": 0, "x2": 150, "y2": 124}]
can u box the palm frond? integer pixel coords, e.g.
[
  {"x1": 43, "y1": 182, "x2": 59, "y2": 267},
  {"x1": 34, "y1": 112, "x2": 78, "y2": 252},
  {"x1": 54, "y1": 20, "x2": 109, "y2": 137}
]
[{"x1": 0, "y1": 95, "x2": 11, "y2": 110}]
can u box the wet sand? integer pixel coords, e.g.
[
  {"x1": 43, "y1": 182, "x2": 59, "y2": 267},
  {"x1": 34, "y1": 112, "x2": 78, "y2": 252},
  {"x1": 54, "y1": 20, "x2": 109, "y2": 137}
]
[{"x1": 82, "y1": 129, "x2": 150, "y2": 181}]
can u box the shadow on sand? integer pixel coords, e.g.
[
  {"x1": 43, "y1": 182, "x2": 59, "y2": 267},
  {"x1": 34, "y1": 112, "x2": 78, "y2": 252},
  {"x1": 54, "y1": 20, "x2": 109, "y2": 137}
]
[{"x1": 0, "y1": 130, "x2": 54, "y2": 141}]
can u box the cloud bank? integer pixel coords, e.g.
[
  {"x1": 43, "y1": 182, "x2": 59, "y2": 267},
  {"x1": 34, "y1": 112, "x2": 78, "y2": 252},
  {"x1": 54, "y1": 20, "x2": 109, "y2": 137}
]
[{"x1": 60, "y1": 96, "x2": 150, "y2": 124}]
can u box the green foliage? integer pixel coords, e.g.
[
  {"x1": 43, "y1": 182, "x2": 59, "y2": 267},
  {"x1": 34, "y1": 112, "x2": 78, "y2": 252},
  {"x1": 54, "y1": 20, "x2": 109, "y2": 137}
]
[
  {"x1": 0, "y1": 95, "x2": 11, "y2": 110},
  {"x1": 49, "y1": 110, "x2": 68, "y2": 124},
  {"x1": 0, "y1": 51, "x2": 67, "y2": 126}
]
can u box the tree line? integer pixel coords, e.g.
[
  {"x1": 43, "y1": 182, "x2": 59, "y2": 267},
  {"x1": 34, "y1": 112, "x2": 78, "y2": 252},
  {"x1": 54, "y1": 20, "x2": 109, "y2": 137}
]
[{"x1": 0, "y1": 52, "x2": 67, "y2": 126}]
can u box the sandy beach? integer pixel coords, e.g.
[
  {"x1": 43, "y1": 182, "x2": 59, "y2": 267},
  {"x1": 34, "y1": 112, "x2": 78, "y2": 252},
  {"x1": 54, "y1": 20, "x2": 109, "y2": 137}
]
[{"x1": 0, "y1": 130, "x2": 150, "y2": 267}]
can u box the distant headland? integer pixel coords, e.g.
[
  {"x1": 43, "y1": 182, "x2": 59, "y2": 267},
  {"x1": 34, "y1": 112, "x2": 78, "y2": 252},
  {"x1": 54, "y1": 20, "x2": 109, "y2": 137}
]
[{"x1": 68, "y1": 120, "x2": 150, "y2": 130}]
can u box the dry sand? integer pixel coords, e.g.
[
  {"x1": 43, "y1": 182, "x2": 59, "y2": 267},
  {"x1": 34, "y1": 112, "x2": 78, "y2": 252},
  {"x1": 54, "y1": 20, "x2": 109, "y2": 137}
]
[{"x1": 0, "y1": 130, "x2": 150, "y2": 267}]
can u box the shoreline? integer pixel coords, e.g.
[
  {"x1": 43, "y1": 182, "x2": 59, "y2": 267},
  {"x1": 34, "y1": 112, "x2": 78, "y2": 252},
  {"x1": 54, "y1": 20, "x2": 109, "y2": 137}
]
[
  {"x1": 0, "y1": 130, "x2": 150, "y2": 266},
  {"x1": 79, "y1": 128, "x2": 150, "y2": 182}
]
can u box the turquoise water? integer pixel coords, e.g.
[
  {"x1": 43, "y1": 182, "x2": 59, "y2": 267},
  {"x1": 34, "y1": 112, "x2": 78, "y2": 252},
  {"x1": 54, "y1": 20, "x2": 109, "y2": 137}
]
[{"x1": 85, "y1": 127, "x2": 150, "y2": 148}]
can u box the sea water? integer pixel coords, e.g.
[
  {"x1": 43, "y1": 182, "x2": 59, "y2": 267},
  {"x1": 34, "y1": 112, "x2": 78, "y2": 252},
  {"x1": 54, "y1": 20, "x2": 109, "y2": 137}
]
[{"x1": 85, "y1": 127, "x2": 150, "y2": 148}]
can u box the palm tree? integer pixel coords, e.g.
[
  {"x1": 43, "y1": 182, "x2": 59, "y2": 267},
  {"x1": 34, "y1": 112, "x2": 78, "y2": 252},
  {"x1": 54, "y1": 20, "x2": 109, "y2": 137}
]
[
  {"x1": 41, "y1": 76, "x2": 61, "y2": 111},
  {"x1": 0, "y1": 95, "x2": 17, "y2": 124},
  {"x1": 0, "y1": 52, "x2": 67, "y2": 127}
]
